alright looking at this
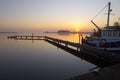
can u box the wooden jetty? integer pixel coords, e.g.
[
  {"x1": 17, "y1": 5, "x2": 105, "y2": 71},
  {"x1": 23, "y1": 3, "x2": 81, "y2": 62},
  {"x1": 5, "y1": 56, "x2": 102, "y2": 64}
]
[
  {"x1": 8, "y1": 35, "x2": 120, "y2": 67},
  {"x1": 44, "y1": 36, "x2": 120, "y2": 65},
  {"x1": 8, "y1": 35, "x2": 45, "y2": 40},
  {"x1": 44, "y1": 37, "x2": 113, "y2": 67}
]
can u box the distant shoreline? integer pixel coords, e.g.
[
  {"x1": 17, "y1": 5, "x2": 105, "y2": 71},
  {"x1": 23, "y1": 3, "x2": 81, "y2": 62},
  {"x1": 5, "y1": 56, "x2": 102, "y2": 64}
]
[
  {"x1": 43, "y1": 31, "x2": 92, "y2": 34},
  {"x1": 0, "y1": 32, "x2": 17, "y2": 33}
]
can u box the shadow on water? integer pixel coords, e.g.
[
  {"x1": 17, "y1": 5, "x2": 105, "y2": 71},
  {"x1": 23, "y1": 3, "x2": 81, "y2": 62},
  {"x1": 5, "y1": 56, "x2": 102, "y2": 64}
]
[{"x1": 45, "y1": 39, "x2": 115, "y2": 68}]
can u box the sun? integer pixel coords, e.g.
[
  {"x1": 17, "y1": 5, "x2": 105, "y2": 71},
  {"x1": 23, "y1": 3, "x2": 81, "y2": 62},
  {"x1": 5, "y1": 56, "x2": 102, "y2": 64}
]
[
  {"x1": 71, "y1": 24, "x2": 81, "y2": 32},
  {"x1": 75, "y1": 25, "x2": 80, "y2": 32},
  {"x1": 76, "y1": 28, "x2": 79, "y2": 32}
]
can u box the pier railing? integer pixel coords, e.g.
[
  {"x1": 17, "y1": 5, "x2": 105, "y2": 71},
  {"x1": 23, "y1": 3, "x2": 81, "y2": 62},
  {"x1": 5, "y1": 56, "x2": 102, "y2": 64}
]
[{"x1": 44, "y1": 36, "x2": 80, "y2": 48}]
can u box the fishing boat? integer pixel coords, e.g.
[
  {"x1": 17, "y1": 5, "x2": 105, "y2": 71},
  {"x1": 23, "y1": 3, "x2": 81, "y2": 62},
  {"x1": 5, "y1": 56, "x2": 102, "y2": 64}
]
[{"x1": 82, "y1": 2, "x2": 120, "y2": 52}]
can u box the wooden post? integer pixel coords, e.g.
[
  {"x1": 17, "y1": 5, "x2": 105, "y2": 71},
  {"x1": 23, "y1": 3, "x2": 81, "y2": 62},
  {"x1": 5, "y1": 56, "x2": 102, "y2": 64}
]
[
  {"x1": 77, "y1": 34, "x2": 81, "y2": 52},
  {"x1": 65, "y1": 41, "x2": 68, "y2": 47},
  {"x1": 80, "y1": 34, "x2": 83, "y2": 53},
  {"x1": 32, "y1": 33, "x2": 34, "y2": 43},
  {"x1": 79, "y1": 34, "x2": 80, "y2": 44},
  {"x1": 32, "y1": 33, "x2": 33, "y2": 40}
]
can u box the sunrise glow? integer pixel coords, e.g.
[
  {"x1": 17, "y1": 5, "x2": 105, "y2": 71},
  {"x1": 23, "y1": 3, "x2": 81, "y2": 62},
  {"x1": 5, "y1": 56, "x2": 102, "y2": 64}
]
[
  {"x1": 75, "y1": 25, "x2": 80, "y2": 32},
  {"x1": 0, "y1": 0, "x2": 120, "y2": 32}
]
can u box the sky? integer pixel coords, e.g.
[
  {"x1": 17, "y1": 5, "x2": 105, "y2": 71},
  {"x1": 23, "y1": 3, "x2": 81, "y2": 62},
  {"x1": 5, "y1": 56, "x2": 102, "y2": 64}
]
[{"x1": 0, "y1": 0, "x2": 120, "y2": 32}]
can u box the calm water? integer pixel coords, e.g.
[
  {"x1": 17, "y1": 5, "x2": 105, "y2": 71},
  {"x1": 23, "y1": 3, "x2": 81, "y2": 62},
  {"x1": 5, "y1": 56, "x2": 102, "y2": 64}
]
[{"x1": 0, "y1": 33, "x2": 95, "y2": 80}]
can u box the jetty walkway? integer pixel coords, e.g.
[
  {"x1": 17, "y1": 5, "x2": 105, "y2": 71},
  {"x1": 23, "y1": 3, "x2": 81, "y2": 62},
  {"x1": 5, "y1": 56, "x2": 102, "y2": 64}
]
[
  {"x1": 8, "y1": 35, "x2": 44, "y2": 40},
  {"x1": 8, "y1": 35, "x2": 120, "y2": 67}
]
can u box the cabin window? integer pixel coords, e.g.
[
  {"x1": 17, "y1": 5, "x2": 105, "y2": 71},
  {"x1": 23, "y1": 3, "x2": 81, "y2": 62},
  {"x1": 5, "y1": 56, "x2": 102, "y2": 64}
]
[
  {"x1": 101, "y1": 30, "x2": 120, "y2": 37},
  {"x1": 102, "y1": 31, "x2": 108, "y2": 37},
  {"x1": 113, "y1": 31, "x2": 117, "y2": 37},
  {"x1": 102, "y1": 30, "x2": 120, "y2": 37},
  {"x1": 103, "y1": 31, "x2": 105, "y2": 36},
  {"x1": 111, "y1": 31, "x2": 113, "y2": 37},
  {"x1": 108, "y1": 31, "x2": 111, "y2": 36}
]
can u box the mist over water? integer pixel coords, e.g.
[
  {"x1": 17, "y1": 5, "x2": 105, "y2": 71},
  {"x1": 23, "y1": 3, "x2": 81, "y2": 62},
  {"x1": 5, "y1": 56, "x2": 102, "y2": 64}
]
[{"x1": 0, "y1": 33, "x2": 95, "y2": 80}]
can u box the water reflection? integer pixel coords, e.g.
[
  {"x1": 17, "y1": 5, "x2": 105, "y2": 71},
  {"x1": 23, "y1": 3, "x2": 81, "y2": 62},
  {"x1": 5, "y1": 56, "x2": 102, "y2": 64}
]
[{"x1": 0, "y1": 33, "x2": 95, "y2": 80}]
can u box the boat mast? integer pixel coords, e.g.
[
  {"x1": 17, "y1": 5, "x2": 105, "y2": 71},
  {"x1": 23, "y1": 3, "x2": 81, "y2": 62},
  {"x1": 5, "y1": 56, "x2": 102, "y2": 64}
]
[{"x1": 107, "y1": 2, "x2": 112, "y2": 28}]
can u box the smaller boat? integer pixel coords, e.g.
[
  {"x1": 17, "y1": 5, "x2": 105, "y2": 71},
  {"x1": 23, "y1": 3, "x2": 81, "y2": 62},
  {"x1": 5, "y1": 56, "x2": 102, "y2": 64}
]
[{"x1": 82, "y1": 2, "x2": 120, "y2": 52}]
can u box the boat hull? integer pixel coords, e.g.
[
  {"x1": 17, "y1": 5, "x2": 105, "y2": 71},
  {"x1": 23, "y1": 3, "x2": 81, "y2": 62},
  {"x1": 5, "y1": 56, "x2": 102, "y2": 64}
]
[{"x1": 82, "y1": 43, "x2": 120, "y2": 53}]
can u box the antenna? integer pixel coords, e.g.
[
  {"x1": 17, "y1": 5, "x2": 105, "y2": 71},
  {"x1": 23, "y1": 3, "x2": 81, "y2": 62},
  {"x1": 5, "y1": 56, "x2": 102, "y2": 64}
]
[{"x1": 107, "y1": 2, "x2": 112, "y2": 28}]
